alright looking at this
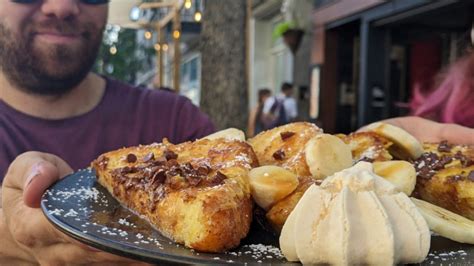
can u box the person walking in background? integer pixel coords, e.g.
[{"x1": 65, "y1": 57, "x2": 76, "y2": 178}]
[
  {"x1": 411, "y1": 51, "x2": 474, "y2": 127},
  {"x1": 261, "y1": 82, "x2": 298, "y2": 130},
  {"x1": 247, "y1": 88, "x2": 271, "y2": 137}
]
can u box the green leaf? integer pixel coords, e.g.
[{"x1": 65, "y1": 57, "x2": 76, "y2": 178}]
[{"x1": 272, "y1": 21, "x2": 296, "y2": 40}]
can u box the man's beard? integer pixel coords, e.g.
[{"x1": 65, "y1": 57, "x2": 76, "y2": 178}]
[{"x1": 0, "y1": 18, "x2": 104, "y2": 96}]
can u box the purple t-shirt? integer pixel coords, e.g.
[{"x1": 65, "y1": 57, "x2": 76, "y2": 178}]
[{"x1": 0, "y1": 78, "x2": 215, "y2": 182}]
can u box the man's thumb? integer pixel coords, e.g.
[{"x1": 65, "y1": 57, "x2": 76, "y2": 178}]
[{"x1": 23, "y1": 160, "x2": 63, "y2": 208}]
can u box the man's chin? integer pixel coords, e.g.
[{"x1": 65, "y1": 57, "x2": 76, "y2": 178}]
[
  {"x1": 42, "y1": 65, "x2": 84, "y2": 79},
  {"x1": 13, "y1": 60, "x2": 90, "y2": 96},
  {"x1": 18, "y1": 75, "x2": 86, "y2": 96}
]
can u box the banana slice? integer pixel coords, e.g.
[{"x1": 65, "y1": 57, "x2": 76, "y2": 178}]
[
  {"x1": 359, "y1": 122, "x2": 423, "y2": 160},
  {"x1": 373, "y1": 161, "x2": 416, "y2": 196},
  {"x1": 411, "y1": 198, "x2": 474, "y2": 244},
  {"x1": 202, "y1": 128, "x2": 246, "y2": 141},
  {"x1": 305, "y1": 134, "x2": 353, "y2": 179},
  {"x1": 249, "y1": 166, "x2": 299, "y2": 210}
]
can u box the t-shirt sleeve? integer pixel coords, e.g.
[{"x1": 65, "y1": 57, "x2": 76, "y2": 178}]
[
  {"x1": 286, "y1": 98, "x2": 298, "y2": 119},
  {"x1": 174, "y1": 97, "x2": 216, "y2": 143},
  {"x1": 262, "y1": 97, "x2": 275, "y2": 114}
]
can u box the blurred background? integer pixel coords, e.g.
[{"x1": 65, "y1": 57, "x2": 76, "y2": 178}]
[{"x1": 103, "y1": 0, "x2": 474, "y2": 133}]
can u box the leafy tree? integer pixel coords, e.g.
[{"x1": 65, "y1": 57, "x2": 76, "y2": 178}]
[{"x1": 94, "y1": 26, "x2": 155, "y2": 84}]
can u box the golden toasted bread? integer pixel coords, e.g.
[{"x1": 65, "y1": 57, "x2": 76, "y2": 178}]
[
  {"x1": 91, "y1": 138, "x2": 258, "y2": 252},
  {"x1": 248, "y1": 122, "x2": 322, "y2": 177},
  {"x1": 338, "y1": 132, "x2": 393, "y2": 162},
  {"x1": 248, "y1": 123, "x2": 323, "y2": 230},
  {"x1": 413, "y1": 141, "x2": 474, "y2": 220},
  {"x1": 265, "y1": 176, "x2": 318, "y2": 232}
]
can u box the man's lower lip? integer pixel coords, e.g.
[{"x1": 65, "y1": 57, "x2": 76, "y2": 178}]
[{"x1": 35, "y1": 33, "x2": 80, "y2": 44}]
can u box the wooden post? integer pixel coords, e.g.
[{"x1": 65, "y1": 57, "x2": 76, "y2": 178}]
[
  {"x1": 173, "y1": 5, "x2": 181, "y2": 92},
  {"x1": 246, "y1": 0, "x2": 252, "y2": 111},
  {"x1": 158, "y1": 25, "x2": 164, "y2": 88}
]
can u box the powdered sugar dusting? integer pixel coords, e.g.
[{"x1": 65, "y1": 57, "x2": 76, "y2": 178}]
[
  {"x1": 235, "y1": 244, "x2": 284, "y2": 261},
  {"x1": 425, "y1": 249, "x2": 468, "y2": 263},
  {"x1": 64, "y1": 209, "x2": 78, "y2": 217}
]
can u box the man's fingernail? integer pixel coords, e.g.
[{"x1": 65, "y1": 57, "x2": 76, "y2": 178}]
[{"x1": 25, "y1": 163, "x2": 42, "y2": 188}]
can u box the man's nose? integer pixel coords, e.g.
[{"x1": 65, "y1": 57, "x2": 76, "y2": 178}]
[{"x1": 40, "y1": 0, "x2": 80, "y2": 19}]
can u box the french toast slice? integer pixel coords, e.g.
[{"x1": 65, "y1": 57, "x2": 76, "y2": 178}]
[
  {"x1": 91, "y1": 138, "x2": 258, "y2": 252},
  {"x1": 248, "y1": 123, "x2": 322, "y2": 230},
  {"x1": 413, "y1": 142, "x2": 474, "y2": 220}
]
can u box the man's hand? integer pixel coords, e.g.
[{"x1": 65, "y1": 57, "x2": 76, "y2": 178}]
[
  {"x1": 1, "y1": 152, "x2": 144, "y2": 265},
  {"x1": 379, "y1": 116, "x2": 474, "y2": 144}
]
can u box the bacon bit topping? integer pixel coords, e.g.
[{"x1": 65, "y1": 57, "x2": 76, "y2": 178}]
[
  {"x1": 280, "y1": 131, "x2": 295, "y2": 140},
  {"x1": 437, "y1": 140, "x2": 452, "y2": 153},
  {"x1": 126, "y1": 153, "x2": 137, "y2": 163},
  {"x1": 143, "y1": 152, "x2": 155, "y2": 162},
  {"x1": 273, "y1": 149, "x2": 285, "y2": 160},
  {"x1": 164, "y1": 150, "x2": 178, "y2": 161}
]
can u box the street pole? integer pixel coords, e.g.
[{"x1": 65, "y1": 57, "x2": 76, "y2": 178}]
[
  {"x1": 173, "y1": 4, "x2": 181, "y2": 92},
  {"x1": 158, "y1": 25, "x2": 164, "y2": 88}
]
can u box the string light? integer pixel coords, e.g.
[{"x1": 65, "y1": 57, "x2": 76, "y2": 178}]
[
  {"x1": 184, "y1": 0, "x2": 192, "y2": 9},
  {"x1": 144, "y1": 31, "x2": 152, "y2": 40},
  {"x1": 173, "y1": 30, "x2": 180, "y2": 39},
  {"x1": 154, "y1": 43, "x2": 161, "y2": 51},
  {"x1": 162, "y1": 44, "x2": 169, "y2": 51},
  {"x1": 194, "y1": 11, "x2": 202, "y2": 22},
  {"x1": 109, "y1": 46, "x2": 117, "y2": 55}
]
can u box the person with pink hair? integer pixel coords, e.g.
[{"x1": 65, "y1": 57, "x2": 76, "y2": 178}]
[{"x1": 412, "y1": 52, "x2": 474, "y2": 127}]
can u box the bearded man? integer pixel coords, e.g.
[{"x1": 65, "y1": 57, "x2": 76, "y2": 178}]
[{"x1": 0, "y1": 0, "x2": 214, "y2": 264}]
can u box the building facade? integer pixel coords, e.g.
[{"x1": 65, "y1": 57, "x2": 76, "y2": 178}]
[{"x1": 310, "y1": 0, "x2": 474, "y2": 133}]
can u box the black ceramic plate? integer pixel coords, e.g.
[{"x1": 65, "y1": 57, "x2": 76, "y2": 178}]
[{"x1": 41, "y1": 169, "x2": 474, "y2": 265}]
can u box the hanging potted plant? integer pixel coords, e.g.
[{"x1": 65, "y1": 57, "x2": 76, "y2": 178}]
[
  {"x1": 273, "y1": 0, "x2": 304, "y2": 54},
  {"x1": 273, "y1": 21, "x2": 304, "y2": 54}
]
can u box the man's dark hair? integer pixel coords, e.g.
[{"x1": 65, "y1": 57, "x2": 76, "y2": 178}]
[{"x1": 281, "y1": 82, "x2": 293, "y2": 92}]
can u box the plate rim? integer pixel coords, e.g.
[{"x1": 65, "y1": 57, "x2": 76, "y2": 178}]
[{"x1": 41, "y1": 169, "x2": 474, "y2": 265}]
